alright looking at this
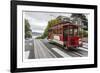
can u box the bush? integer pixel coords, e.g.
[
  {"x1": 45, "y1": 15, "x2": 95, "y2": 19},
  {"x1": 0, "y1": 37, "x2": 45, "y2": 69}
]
[{"x1": 25, "y1": 31, "x2": 32, "y2": 38}]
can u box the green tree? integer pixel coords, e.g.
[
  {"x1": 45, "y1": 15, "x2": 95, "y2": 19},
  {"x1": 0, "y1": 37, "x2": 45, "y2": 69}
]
[
  {"x1": 40, "y1": 18, "x2": 60, "y2": 39},
  {"x1": 25, "y1": 19, "x2": 32, "y2": 38},
  {"x1": 71, "y1": 13, "x2": 88, "y2": 30}
]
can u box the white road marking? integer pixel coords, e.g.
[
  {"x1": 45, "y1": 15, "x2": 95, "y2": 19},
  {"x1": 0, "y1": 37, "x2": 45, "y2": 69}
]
[
  {"x1": 83, "y1": 43, "x2": 88, "y2": 46},
  {"x1": 82, "y1": 42, "x2": 88, "y2": 49},
  {"x1": 83, "y1": 42, "x2": 88, "y2": 45},
  {"x1": 36, "y1": 40, "x2": 47, "y2": 58},
  {"x1": 25, "y1": 51, "x2": 30, "y2": 59},
  {"x1": 78, "y1": 47, "x2": 88, "y2": 51},
  {"x1": 34, "y1": 39, "x2": 40, "y2": 58},
  {"x1": 83, "y1": 45, "x2": 88, "y2": 48},
  {"x1": 34, "y1": 39, "x2": 57, "y2": 58},
  {"x1": 52, "y1": 48, "x2": 70, "y2": 57},
  {"x1": 71, "y1": 51, "x2": 83, "y2": 57},
  {"x1": 38, "y1": 40, "x2": 57, "y2": 58}
]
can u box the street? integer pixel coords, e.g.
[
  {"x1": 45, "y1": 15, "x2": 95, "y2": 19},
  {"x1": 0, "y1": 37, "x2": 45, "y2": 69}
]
[{"x1": 25, "y1": 38, "x2": 88, "y2": 59}]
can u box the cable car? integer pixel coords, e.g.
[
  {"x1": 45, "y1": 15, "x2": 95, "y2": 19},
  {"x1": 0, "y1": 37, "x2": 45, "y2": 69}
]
[{"x1": 48, "y1": 22, "x2": 83, "y2": 49}]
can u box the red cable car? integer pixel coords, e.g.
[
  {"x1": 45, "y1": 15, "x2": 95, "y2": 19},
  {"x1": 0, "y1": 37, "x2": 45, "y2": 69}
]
[{"x1": 48, "y1": 22, "x2": 83, "y2": 49}]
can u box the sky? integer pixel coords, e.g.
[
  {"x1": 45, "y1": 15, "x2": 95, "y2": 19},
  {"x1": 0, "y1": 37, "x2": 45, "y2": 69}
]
[
  {"x1": 24, "y1": 11, "x2": 88, "y2": 34},
  {"x1": 24, "y1": 11, "x2": 71, "y2": 33}
]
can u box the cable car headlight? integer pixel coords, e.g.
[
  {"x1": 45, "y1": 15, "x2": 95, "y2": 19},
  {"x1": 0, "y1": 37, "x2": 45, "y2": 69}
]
[
  {"x1": 79, "y1": 39, "x2": 82, "y2": 44},
  {"x1": 79, "y1": 41, "x2": 82, "y2": 44}
]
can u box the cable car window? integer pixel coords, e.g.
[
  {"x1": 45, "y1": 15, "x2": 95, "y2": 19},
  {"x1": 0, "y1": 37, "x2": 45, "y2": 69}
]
[
  {"x1": 69, "y1": 29, "x2": 74, "y2": 36},
  {"x1": 74, "y1": 29, "x2": 78, "y2": 36},
  {"x1": 64, "y1": 29, "x2": 68, "y2": 37}
]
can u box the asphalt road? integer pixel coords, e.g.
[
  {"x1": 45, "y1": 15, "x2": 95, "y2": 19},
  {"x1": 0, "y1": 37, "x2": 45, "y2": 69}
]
[{"x1": 25, "y1": 38, "x2": 88, "y2": 59}]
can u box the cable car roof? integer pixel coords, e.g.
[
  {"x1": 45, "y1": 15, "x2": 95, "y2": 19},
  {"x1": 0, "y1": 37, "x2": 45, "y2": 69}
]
[{"x1": 49, "y1": 22, "x2": 81, "y2": 30}]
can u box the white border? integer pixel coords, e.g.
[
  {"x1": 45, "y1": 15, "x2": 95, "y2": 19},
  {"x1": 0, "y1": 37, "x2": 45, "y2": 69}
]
[{"x1": 17, "y1": 5, "x2": 94, "y2": 68}]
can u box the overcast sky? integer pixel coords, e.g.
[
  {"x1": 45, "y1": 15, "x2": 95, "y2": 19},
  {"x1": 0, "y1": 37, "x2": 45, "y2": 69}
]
[{"x1": 24, "y1": 11, "x2": 71, "y2": 33}]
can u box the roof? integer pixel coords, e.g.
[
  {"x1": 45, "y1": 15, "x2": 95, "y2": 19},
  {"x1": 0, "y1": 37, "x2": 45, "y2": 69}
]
[{"x1": 49, "y1": 22, "x2": 79, "y2": 30}]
